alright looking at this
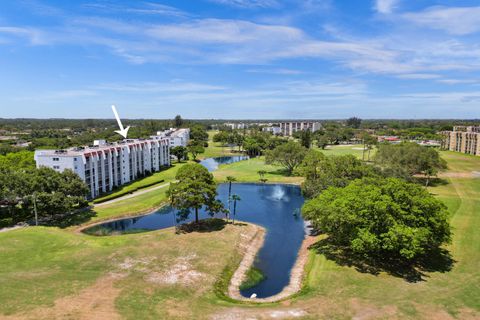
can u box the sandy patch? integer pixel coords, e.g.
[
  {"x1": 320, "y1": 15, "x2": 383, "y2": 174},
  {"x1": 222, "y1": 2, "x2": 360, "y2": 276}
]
[
  {"x1": 145, "y1": 254, "x2": 205, "y2": 286},
  {"x1": 2, "y1": 273, "x2": 124, "y2": 320},
  {"x1": 438, "y1": 171, "x2": 480, "y2": 178},
  {"x1": 350, "y1": 298, "x2": 398, "y2": 320},
  {"x1": 211, "y1": 307, "x2": 307, "y2": 320}
]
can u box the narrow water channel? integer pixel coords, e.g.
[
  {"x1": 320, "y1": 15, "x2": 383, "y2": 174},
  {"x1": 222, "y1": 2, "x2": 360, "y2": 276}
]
[{"x1": 85, "y1": 157, "x2": 306, "y2": 298}]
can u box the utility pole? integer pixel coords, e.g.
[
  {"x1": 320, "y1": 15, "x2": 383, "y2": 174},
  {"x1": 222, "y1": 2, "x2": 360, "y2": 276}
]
[{"x1": 33, "y1": 193, "x2": 38, "y2": 226}]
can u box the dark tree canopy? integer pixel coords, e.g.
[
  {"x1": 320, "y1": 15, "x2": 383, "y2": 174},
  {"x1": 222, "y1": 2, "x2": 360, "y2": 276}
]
[
  {"x1": 346, "y1": 117, "x2": 362, "y2": 128},
  {"x1": 265, "y1": 141, "x2": 307, "y2": 175},
  {"x1": 167, "y1": 163, "x2": 224, "y2": 223},
  {"x1": 296, "y1": 152, "x2": 379, "y2": 198},
  {"x1": 302, "y1": 177, "x2": 451, "y2": 260},
  {"x1": 174, "y1": 115, "x2": 183, "y2": 128},
  {"x1": 375, "y1": 142, "x2": 446, "y2": 184},
  {"x1": 170, "y1": 146, "x2": 188, "y2": 162}
]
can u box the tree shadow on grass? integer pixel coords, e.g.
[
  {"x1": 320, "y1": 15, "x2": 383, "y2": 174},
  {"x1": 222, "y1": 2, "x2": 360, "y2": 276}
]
[
  {"x1": 176, "y1": 218, "x2": 228, "y2": 234},
  {"x1": 43, "y1": 208, "x2": 97, "y2": 228},
  {"x1": 267, "y1": 168, "x2": 292, "y2": 177},
  {"x1": 309, "y1": 237, "x2": 455, "y2": 283}
]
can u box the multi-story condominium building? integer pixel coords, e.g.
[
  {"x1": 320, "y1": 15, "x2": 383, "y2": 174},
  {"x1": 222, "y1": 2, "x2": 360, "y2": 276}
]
[
  {"x1": 442, "y1": 126, "x2": 480, "y2": 156},
  {"x1": 34, "y1": 138, "x2": 170, "y2": 199},
  {"x1": 155, "y1": 128, "x2": 190, "y2": 147},
  {"x1": 279, "y1": 121, "x2": 322, "y2": 136}
]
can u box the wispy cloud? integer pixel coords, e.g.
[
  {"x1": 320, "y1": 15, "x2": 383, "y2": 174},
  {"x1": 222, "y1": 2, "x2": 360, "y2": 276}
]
[
  {"x1": 208, "y1": 0, "x2": 279, "y2": 9},
  {"x1": 374, "y1": 0, "x2": 398, "y2": 14},
  {"x1": 403, "y1": 6, "x2": 480, "y2": 35}
]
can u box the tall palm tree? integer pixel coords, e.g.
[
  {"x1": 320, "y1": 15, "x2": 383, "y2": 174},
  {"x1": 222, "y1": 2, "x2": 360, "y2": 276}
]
[
  {"x1": 226, "y1": 176, "x2": 236, "y2": 219},
  {"x1": 231, "y1": 194, "x2": 241, "y2": 224}
]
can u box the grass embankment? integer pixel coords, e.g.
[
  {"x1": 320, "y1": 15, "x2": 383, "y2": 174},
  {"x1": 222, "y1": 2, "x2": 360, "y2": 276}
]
[
  {"x1": 93, "y1": 163, "x2": 187, "y2": 204},
  {"x1": 295, "y1": 151, "x2": 480, "y2": 319},
  {"x1": 239, "y1": 266, "x2": 266, "y2": 291},
  {"x1": 0, "y1": 223, "x2": 257, "y2": 319}
]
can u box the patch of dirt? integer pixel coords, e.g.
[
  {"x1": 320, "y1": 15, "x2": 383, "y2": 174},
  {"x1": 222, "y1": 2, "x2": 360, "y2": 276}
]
[
  {"x1": 3, "y1": 273, "x2": 125, "y2": 320},
  {"x1": 438, "y1": 171, "x2": 480, "y2": 178},
  {"x1": 414, "y1": 304, "x2": 480, "y2": 320},
  {"x1": 117, "y1": 256, "x2": 156, "y2": 272},
  {"x1": 145, "y1": 254, "x2": 205, "y2": 286},
  {"x1": 349, "y1": 298, "x2": 398, "y2": 320},
  {"x1": 211, "y1": 307, "x2": 307, "y2": 320}
]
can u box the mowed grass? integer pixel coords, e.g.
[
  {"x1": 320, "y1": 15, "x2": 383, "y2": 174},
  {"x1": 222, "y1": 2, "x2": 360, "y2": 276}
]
[
  {"x1": 314, "y1": 144, "x2": 376, "y2": 159},
  {"x1": 213, "y1": 156, "x2": 303, "y2": 185},
  {"x1": 199, "y1": 131, "x2": 237, "y2": 159},
  {"x1": 295, "y1": 152, "x2": 480, "y2": 319},
  {"x1": 0, "y1": 223, "x2": 255, "y2": 319}
]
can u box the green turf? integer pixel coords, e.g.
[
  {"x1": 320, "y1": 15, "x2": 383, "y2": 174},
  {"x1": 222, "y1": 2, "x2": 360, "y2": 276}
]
[{"x1": 212, "y1": 156, "x2": 303, "y2": 185}]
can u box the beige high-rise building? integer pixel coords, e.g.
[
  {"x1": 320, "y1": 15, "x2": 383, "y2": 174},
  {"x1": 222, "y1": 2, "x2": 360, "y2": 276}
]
[{"x1": 442, "y1": 126, "x2": 480, "y2": 156}]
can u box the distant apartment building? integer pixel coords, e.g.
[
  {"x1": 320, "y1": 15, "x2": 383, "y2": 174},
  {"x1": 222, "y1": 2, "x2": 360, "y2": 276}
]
[
  {"x1": 442, "y1": 126, "x2": 480, "y2": 156},
  {"x1": 34, "y1": 138, "x2": 170, "y2": 199},
  {"x1": 262, "y1": 126, "x2": 281, "y2": 135},
  {"x1": 224, "y1": 122, "x2": 248, "y2": 130},
  {"x1": 278, "y1": 121, "x2": 322, "y2": 136},
  {"x1": 155, "y1": 128, "x2": 190, "y2": 147}
]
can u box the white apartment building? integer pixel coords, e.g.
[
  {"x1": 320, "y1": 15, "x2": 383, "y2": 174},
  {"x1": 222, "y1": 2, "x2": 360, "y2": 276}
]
[
  {"x1": 155, "y1": 128, "x2": 190, "y2": 147},
  {"x1": 224, "y1": 122, "x2": 248, "y2": 130},
  {"x1": 279, "y1": 121, "x2": 322, "y2": 136},
  {"x1": 262, "y1": 126, "x2": 281, "y2": 135},
  {"x1": 34, "y1": 138, "x2": 170, "y2": 199}
]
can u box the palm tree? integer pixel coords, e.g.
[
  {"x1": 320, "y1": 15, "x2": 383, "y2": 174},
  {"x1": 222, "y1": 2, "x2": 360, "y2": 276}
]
[
  {"x1": 231, "y1": 194, "x2": 241, "y2": 224},
  {"x1": 225, "y1": 176, "x2": 236, "y2": 220}
]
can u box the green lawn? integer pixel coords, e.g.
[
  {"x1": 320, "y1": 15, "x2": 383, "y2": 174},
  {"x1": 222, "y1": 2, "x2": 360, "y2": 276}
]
[
  {"x1": 314, "y1": 144, "x2": 376, "y2": 159},
  {"x1": 1, "y1": 146, "x2": 479, "y2": 319},
  {"x1": 199, "y1": 130, "x2": 237, "y2": 159},
  {"x1": 213, "y1": 156, "x2": 303, "y2": 185},
  {"x1": 0, "y1": 223, "x2": 256, "y2": 319},
  {"x1": 296, "y1": 151, "x2": 480, "y2": 319}
]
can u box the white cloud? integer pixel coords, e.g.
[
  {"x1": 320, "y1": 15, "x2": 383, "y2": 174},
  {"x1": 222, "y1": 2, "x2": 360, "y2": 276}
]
[
  {"x1": 374, "y1": 0, "x2": 398, "y2": 14},
  {"x1": 396, "y1": 73, "x2": 440, "y2": 80},
  {"x1": 403, "y1": 6, "x2": 480, "y2": 35},
  {"x1": 0, "y1": 26, "x2": 46, "y2": 44},
  {"x1": 208, "y1": 0, "x2": 279, "y2": 9}
]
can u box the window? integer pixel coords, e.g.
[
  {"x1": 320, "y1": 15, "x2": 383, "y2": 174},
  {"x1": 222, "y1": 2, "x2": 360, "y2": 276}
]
[
  {"x1": 53, "y1": 158, "x2": 59, "y2": 161},
  {"x1": 53, "y1": 165, "x2": 60, "y2": 169},
  {"x1": 74, "y1": 158, "x2": 78, "y2": 161}
]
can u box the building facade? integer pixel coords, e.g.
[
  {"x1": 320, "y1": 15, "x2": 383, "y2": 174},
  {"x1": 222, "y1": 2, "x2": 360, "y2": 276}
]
[
  {"x1": 442, "y1": 126, "x2": 480, "y2": 156},
  {"x1": 279, "y1": 121, "x2": 322, "y2": 136},
  {"x1": 34, "y1": 138, "x2": 170, "y2": 199},
  {"x1": 155, "y1": 128, "x2": 190, "y2": 147}
]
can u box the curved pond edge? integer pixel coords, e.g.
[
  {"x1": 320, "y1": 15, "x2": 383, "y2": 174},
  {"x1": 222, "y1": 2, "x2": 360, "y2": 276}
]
[{"x1": 228, "y1": 222, "x2": 316, "y2": 303}]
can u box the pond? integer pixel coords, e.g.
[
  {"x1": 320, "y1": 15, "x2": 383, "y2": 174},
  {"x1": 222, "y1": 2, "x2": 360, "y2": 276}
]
[
  {"x1": 86, "y1": 183, "x2": 306, "y2": 299},
  {"x1": 199, "y1": 155, "x2": 249, "y2": 172}
]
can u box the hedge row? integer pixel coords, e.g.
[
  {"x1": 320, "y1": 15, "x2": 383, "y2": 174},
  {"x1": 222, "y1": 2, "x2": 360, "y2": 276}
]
[{"x1": 92, "y1": 179, "x2": 165, "y2": 204}]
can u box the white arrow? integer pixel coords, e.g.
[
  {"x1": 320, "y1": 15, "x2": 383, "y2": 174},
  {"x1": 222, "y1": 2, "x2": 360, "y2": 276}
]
[{"x1": 111, "y1": 105, "x2": 130, "y2": 139}]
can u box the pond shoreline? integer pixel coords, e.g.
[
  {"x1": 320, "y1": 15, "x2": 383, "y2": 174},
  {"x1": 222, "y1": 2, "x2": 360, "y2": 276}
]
[{"x1": 228, "y1": 224, "x2": 316, "y2": 303}]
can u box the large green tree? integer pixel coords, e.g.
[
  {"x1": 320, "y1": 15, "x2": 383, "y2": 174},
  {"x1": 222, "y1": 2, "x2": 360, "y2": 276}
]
[
  {"x1": 302, "y1": 178, "x2": 451, "y2": 260},
  {"x1": 375, "y1": 142, "x2": 446, "y2": 184},
  {"x1": 296, "y1": 152, "x2": 378, "y2": 198},
  {"x1": 170, "y1": 146, "x2": 188, "y2": 162},
  {"x1": 265, "y1": 141, "x2": 307, "y2": 175},
  {"x1": 167, "y1": 163, "x2": 225, "y2": 223}
]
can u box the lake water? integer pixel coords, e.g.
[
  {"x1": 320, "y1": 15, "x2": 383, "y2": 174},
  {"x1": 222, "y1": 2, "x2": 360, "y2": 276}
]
[
  {"x1": 85, "y1": 156, "x2": 306, "y2": 298},
  {"x1": 199, "y1": 155, "x2": 249, "y2": 172}
]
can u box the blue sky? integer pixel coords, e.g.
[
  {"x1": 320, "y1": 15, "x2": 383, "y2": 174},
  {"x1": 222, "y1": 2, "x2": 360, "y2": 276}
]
[{"x1": 0, "y1": 0, "x2": 479, "y2": 119}]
